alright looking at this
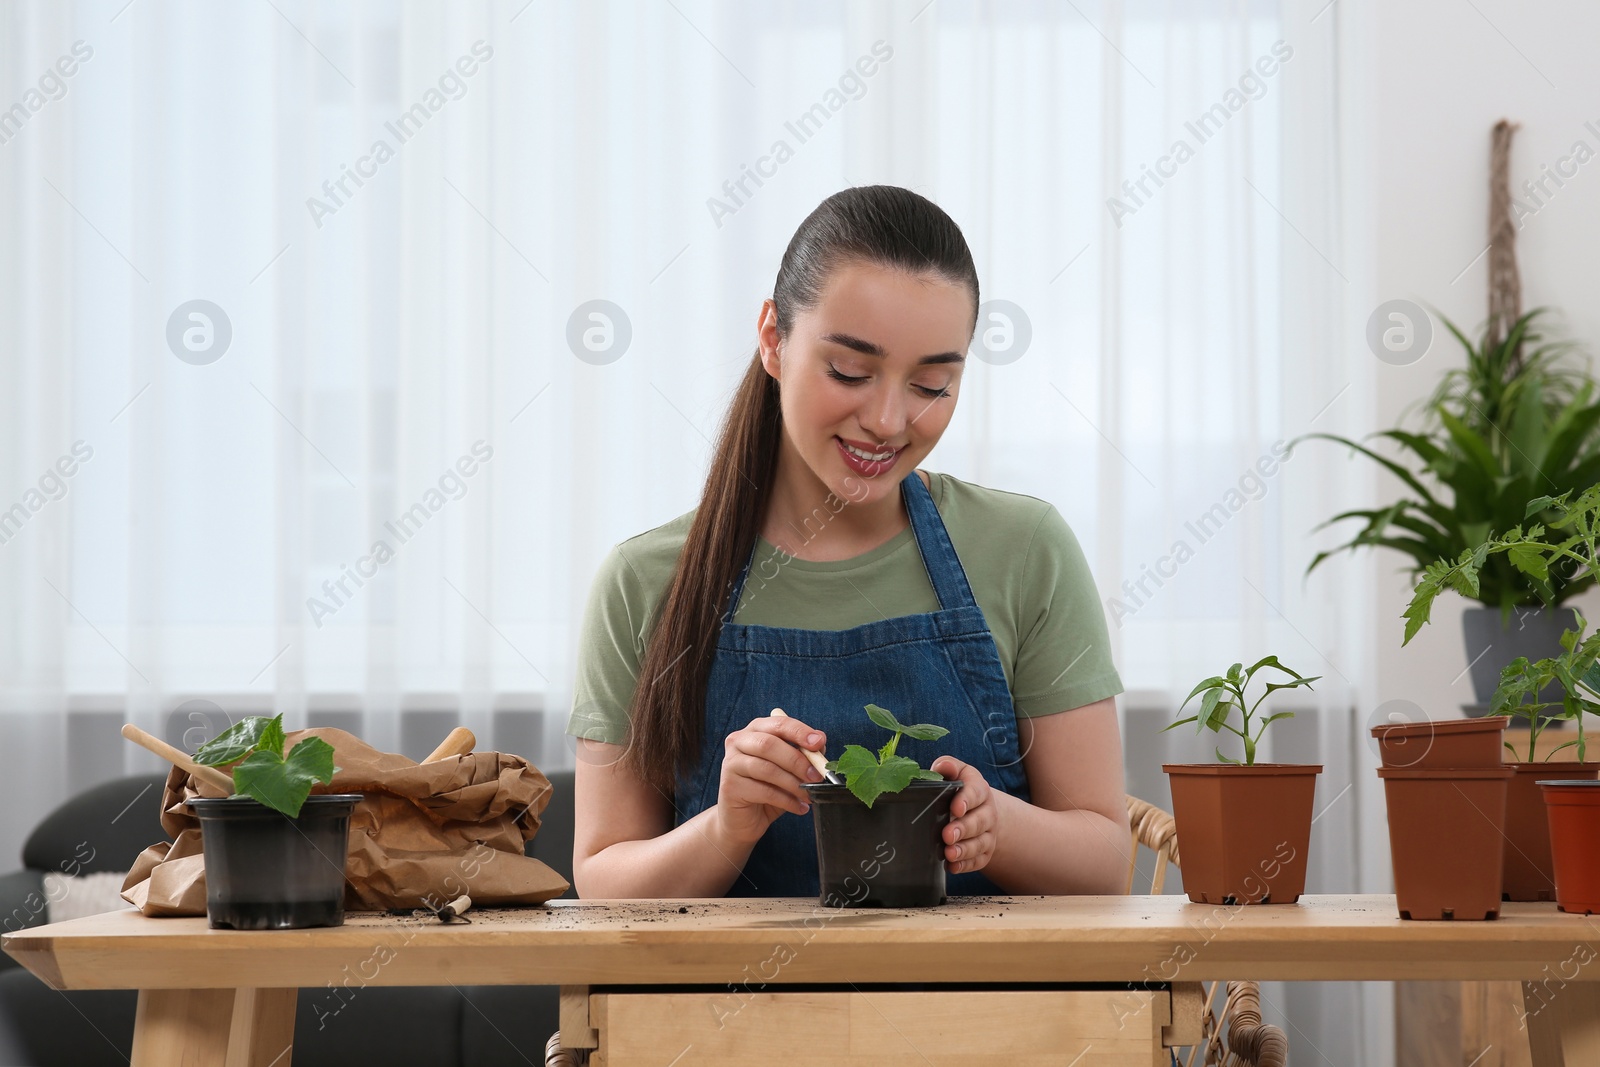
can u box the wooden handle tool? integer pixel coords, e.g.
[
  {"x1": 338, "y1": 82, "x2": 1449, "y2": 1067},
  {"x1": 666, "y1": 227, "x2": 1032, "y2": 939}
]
[
  {"x1": 120, "y1": 724, "x2": 235, "y2": 794},
  {"x1": 423, "y1": 726, "x2": 476, "y2": 763},
  {"x1": 769, "y1": 708, "x2": 842, "y2": 785}
]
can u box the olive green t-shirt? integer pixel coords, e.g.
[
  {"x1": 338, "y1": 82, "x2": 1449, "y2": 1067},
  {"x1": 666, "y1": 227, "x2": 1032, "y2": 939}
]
[{"x1": 566, "y1": 471, "x2": 1124, "y2": 745}]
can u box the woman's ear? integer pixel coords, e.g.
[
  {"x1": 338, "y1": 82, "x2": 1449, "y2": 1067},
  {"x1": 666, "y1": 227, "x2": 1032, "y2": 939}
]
[{"x1": 757, "y1": 300, "x2": 782, "y2": 381}]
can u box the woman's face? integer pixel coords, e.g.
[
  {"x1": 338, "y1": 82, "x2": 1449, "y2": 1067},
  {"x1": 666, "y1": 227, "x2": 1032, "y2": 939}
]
[{"x1": 758, "y1": 259, "x2": 973, "y2": 509}]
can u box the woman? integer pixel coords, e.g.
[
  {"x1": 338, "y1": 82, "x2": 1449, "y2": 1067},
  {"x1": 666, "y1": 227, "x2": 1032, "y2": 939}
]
[{"x1": 568, "y1": 185, "x2": 1130, "y2": 899}]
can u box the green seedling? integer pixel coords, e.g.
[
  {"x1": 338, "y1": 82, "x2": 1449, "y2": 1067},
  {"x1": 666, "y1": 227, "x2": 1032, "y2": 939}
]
[
  {"x1": 1166, "y1": 656, "x2": 1320, "y2": 765},
  {"x1": 825, "y1": 703, "x2": 949, "y2": 808},
  {"x1": 1405, "y1": 485, "x2": 1600, "y2": 761},
  {"x1": 193, "y1": 714, "x2": 338, "y2": 818}
]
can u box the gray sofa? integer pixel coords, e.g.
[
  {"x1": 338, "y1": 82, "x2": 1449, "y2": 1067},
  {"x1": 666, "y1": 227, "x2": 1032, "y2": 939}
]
[{"x1": 0, "y1": 769, "x2": 578, "y2": 1067}]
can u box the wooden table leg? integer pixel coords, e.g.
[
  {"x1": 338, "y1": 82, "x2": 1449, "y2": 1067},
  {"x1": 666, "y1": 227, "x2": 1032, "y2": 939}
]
[
  {"x1": 1523, "y1": 980, "x2": 1600, "y2": 1067},
  {"x1": 132, "y1": 987, "x2": 297, "y2": 1067},
  {"x1": 226, "y1": 988, "x2": 297, "y2": 1067}
]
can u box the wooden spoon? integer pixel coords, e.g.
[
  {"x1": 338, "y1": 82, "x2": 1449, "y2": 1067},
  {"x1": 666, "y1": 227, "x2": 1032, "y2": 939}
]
[
  {"x1": 423, "y1": 726, "x2": 476, "y2": 764},
  {"x1": 120, "y1": 724, "x2": 235, "y2": 794}
]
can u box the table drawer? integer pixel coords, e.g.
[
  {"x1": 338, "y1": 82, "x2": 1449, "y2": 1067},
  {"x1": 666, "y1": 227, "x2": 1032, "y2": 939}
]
[{"x1": 584, "y1": 986, "x2": 1193, "y2": 1067}]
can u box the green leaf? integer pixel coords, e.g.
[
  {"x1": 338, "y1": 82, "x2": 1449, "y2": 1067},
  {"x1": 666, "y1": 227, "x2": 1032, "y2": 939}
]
[
  {"x1": 862, "y1": 703, "x2": 948, "y2": 742},
  {"x1": 193, "y1": 714, "x2": 281, "y2": 766},
  {"x1": 1580, "y1": 661, "x2": 1600, "y2": 699},
  {"x1": 1179, "y1": 676, "x2": 1229, "y2": 708},
  {"x1": 285, "y1": 735, "x2": 337, "y2": 784},
  {"x1": 1525, "y1": 494, "x2": 1561, "y2": 519},
  {"x1": 229, "y1": 736, "x2": 338, "y2": 818},
  {"x1": 1291, "y1": 432, "x2": 1445, "y2": 511},
  {"x1": 1507, "y1": 543, "x2": 1551, "y2": 581},
  {"x1": 833, "y1": 744, "x2": 881, "y2": 779},
  {"x1": 841, "y1": 754, "x2": 928, "y2": 809},
  {"x1": 1243, "y1": 654, "x2": 1284, "y2": 679},
  {"x1": 1202, "y1": 693, "x2": 1233, "y2": 734},
  {"x1": 863, "y1": 703, "x2": 902, "y2": 734},
  {"x1": 258, "y1": 714, "x2": 286, "y2": 760}
]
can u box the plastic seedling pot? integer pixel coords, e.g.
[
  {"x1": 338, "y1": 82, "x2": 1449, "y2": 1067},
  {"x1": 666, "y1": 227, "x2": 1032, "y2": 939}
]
[
  {"x1": 804, "y1": 779, "x2": 961, "y2": 908},
  {"x1": 1370, "y1": 717, "x2": 1506, "y2": 770},
  {"x1": 1377, "y1": 766, "x2": 1511, "y2": 920},
  {"x1": 188, "y1": 794, "x2": 363, "y2": 930},
  {"x1": 1504, "y1": 763, "x2": 1600, "y2": 901},
  {"x1": 1161, "y1": 764, "x2": 1321, "y2": 904},
  {"x1": 1538, "y1": 780, "x2": 1600, "y2": 914}
]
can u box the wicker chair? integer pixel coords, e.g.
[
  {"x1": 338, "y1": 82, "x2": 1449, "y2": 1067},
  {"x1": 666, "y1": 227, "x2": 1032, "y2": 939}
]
[
  {"x1": 545, "y1": 1032, "x2": 585, "y2": 1067},
  {"x1": 1126, "y1": 794, "x2": 1289, "y2": 1067}
]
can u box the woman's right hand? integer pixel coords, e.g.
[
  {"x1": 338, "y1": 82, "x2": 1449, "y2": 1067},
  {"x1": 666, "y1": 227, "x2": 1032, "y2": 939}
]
[{"x1": 714, "y1": 715, "x2": 828, "y2": 845}]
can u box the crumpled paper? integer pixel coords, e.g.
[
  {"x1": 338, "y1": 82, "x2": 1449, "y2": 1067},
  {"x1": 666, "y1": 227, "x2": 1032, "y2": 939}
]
[{"x1": 121, "y1": 727, "x2": 570, "y2": 916}]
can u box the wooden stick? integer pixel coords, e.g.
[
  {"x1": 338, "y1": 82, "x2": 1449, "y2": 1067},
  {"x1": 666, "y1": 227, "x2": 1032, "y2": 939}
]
[
  {"x1": 769, "y1": 709, "x2": 841, "y2": 784},
  {"x1": 423, "y1": 726, "x2": 476, "y2": 764},
  {"x1": 120, "y1": 724, "x2": 235, "y2": 793}
]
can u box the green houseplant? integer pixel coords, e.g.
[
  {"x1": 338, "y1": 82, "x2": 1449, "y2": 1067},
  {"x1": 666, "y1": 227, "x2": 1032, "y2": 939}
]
[
  {"x1": 1404, "y1": 487, "x2": 1600, "y2": 905},
  {"x1": 193, "y1": 713, "x2": 339, "y2": 815},
  {"x1": 1297, "y1": 308, "x2": 1600, "y2": 709},
  {"x1": 824, "y1": 703, "x2": 949, "y2": 806},
  {"x1": 187, "y1": 714, "x2": 361, "y2": 929},
  {"x1": 804, "y1": 704, "x2": 961, "y2": 909},
  {"x1": 1160, "y1": 657, "x2": 1322, "y2": 905}
]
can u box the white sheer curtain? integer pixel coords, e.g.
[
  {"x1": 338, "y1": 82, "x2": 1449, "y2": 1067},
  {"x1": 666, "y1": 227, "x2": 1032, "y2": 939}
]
[{"x1": 0, "y1": 1, "x2": 1377, "y2": 1060}]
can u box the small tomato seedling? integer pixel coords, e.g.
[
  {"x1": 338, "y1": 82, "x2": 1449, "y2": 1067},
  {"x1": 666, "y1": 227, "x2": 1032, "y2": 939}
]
[{"x1": 1167, "y1": 656, "x2": 1319, "y2": 765}]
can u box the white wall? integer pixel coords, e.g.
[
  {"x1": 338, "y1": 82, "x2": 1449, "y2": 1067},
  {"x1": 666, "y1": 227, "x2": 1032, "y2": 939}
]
[
  {"x1": 1363, "y1": 0, "x2": 1600, "y2": 712},
  {"x1": 1342, "y1": 2, "x2": 1600, "y2": 1063}
]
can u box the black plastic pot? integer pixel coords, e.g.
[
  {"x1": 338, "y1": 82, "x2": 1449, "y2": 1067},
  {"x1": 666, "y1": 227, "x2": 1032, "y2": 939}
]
[
  {"x1": 804, "y1": 779, "x2": 962, "y2": 908},
  {"x1": 188, "y1": 794, "x2": 362, "y2": 930}
]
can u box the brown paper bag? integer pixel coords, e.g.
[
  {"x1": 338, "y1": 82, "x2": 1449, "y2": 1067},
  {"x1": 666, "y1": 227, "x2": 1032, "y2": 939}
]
[{"x1": 121, "y1": 727, "x2": 570, "y2": 916}]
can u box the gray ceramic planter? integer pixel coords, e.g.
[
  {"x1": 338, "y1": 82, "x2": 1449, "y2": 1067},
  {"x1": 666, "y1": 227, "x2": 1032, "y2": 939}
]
[{"x1": 1461, "y1": 606, "x2": 1578, "y2": 719}]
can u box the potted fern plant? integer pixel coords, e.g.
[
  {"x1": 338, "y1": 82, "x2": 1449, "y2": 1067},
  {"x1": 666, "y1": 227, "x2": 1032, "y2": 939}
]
[
  {"x1": 1161, "y1": 657, "x2": 1321, "y2": 905},
  {"x1": 1298, "y1": 308, "x2": 1600, "y2": 713},
  {"x1": 804, "y1": 704, "x2": 962, "y2": 908}
]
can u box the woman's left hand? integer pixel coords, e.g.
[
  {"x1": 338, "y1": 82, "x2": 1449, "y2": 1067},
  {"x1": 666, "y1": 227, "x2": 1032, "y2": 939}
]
[{"x1": 929, "y1": 756, "x2": 1000, "y2": 875}]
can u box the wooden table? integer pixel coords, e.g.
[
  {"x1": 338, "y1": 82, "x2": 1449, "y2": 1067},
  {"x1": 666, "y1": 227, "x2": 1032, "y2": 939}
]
[{"x1": 6, "y1": 894, "x2": 1600, "y2": 1066}]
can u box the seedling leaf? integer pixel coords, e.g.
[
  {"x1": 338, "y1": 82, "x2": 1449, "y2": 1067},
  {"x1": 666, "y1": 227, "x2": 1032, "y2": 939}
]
[
  {"x1": 195, "y1": 715, "x2": 339, "y2": 817},
  {"x1": 231, "y1": 737, "x2": 338, "y2": 818},
  {"x1": 829, "y1": 705, "x2": 950, "y2": 807},
  {"x1": 842, "y1": 754, "x2": 929, "y2": 808},
  {"x1": 194, "y1": 715, "x2": 279, "y2": 766}
]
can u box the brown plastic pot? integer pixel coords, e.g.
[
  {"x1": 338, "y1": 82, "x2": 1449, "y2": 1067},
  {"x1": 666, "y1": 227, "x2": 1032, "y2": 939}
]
[
  {"x1": 1503, "y1": 763, "x2": 1600, "y2": 901},
  {"x1": 1161, "y1": 764, "x2": 1321, "y2": 904},
  {"x1": 1377, "y1": 766, "x2": 1511, "y2": 920},
  {"x1": 1371, "y1": 716, "x2": 1506, "y2": 770},
  {"x1": 1538, "y1": 780, "x2": 1600, "y2": 914}
]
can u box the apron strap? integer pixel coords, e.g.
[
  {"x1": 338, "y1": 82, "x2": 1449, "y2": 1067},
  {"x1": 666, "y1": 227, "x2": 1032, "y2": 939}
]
[{"x1": 902, "y1": 471, "x2": 980, "y2": 612}]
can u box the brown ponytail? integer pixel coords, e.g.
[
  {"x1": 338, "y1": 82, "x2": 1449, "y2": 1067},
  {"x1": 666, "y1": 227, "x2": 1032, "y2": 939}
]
[{"x1": 623, "y1": 185, "x2": 980, "y2": 795}]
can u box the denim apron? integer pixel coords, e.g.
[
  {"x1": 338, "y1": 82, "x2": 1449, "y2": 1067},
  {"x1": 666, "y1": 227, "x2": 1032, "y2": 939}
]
[{"x1": 673, "y1": 471, "x2": 1033, "y2": 897}]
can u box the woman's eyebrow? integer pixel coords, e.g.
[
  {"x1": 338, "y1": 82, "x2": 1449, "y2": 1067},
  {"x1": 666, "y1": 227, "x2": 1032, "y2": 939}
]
[{"x1": 819, "y1": 332, "x2": 966, "y2": 365}]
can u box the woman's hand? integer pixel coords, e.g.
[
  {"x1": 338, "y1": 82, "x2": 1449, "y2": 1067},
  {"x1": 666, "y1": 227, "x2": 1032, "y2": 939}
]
[
  {"x1": 714, "y1": 715, "x2": 828, "y2": 846},
  {"x1": 930, "y1": 755, "x2": 1000, "y2": 875}
]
